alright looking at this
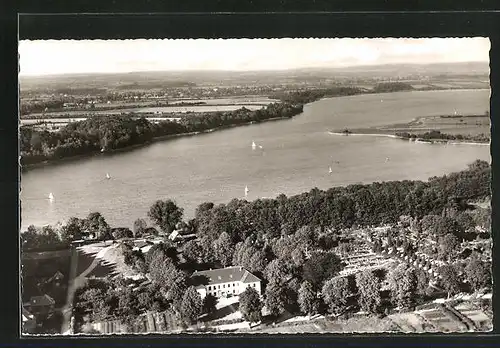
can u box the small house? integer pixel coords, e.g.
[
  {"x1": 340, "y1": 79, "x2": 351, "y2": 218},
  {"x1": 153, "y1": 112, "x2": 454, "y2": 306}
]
[
  {"x1": 25, "y1": 294, "x2": 55, "y2": 316},
  {"x1": 22, "y1": 307, "x2": 36, "y2": 333}
]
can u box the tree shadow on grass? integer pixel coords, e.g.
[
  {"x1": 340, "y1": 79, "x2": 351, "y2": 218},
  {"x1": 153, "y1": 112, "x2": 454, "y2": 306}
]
[
  {"x1": 202, "y1": 302, "x2": 240, "y2": 322},
  {"x1": 87, "y1": 261, "x2": 119, "y2": 278}
]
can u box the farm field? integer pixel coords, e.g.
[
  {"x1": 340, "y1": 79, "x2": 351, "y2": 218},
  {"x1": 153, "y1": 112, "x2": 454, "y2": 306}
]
[
  {"x1": 454, "y1": 302, "x2": 492, "y2": 331},
  {"x1": 386, "y1": 300, "x2": 492, "y2": 333},
  {"x1": 256, "y1": 316, "x2": 398, "y2": 334},
  {"x1": 339, "y1": 248, "x2": 400, "y2": 278}
]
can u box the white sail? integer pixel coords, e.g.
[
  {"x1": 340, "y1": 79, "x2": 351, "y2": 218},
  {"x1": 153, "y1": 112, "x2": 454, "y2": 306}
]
[
  {"x1": 245, "y1": 185, "x2": 249, "y2": 196},
  {"x1": 48, "y1": 192, "x2": 54, "y2": 200},
  {"x1": 106, "y1": 173, "x2": 111, "y2": 179},
  {"x1": 258, "y1": 145, "x2": 263, "y2": 149},
  {"x1": 329, "y1": 167, "x2": 332, "y2": 173},
  {"x1": 252, "y1": 141, "x2": 257, "y2": 149}
]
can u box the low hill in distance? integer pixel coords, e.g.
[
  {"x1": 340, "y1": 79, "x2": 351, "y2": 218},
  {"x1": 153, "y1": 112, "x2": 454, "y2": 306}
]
[{"x1": 20, "y1": 62, "x2": 489, "y2": 93}]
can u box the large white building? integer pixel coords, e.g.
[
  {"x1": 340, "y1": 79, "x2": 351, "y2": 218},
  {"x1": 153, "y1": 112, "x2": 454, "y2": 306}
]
[{"x1": 191, "y1": 266, "x2": 262, "y2": 299}]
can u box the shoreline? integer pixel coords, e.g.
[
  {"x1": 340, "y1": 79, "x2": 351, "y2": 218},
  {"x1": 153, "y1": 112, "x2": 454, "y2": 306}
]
[
  {"x1": 21, "y1": 116, "x2": 291, "y2": 172},
  {"x1": 328, "y1": 131, "x2": 490, "y2": 146},
  {"x1": 21, "y1": 88, "x2": 490, "y2": 170},
  {"x1": 328, "y1": 111, "x2": 490, "y2": 146}
]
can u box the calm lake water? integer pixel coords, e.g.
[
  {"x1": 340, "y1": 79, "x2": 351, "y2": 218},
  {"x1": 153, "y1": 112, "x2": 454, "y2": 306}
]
[{"x1": 20, "y1": 89, "x2": 491, "y2": 230}]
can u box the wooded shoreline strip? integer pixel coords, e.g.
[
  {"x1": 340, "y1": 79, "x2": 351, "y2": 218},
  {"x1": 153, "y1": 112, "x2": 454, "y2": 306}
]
[{"x1": 21, "y1": 116, "x2": 291, "y2": 172}]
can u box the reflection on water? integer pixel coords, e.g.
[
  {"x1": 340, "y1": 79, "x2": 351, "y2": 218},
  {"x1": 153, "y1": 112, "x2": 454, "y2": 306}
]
[{"x1": 20, "y1": 89, "x2": 490, "y2": 230}]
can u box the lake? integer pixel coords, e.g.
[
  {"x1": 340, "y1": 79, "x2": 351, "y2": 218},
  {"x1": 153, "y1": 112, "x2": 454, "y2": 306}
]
[{"x1": 20, "y1": 89, "x2": 491, "y2": 230}]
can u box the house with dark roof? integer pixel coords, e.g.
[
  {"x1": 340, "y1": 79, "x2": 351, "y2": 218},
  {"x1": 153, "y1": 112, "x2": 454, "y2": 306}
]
[
  {"x1": 22, "y1": 307, "x2": 36, "y2": 333},
  {"x1": 46, "y1": 270, "x2": 65, "y2": 285},
  {"x1": 24, "y1": 294, "x2": 55, "y2": 316},
  {"x1": 191, "y1": 266, "x2": 262, "y2": 299}
]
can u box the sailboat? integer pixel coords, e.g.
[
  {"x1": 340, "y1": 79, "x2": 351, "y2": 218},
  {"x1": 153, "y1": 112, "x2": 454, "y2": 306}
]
[
  {"x1": 245, "y1": 185, "x2": 249, "y2": 197},
  {"x1": 329, "y1": 167, "x2": 333, "y2": 174},
  {"x1": 251, "y1": 141, "x2": 257, "y2": 150},
  {"x1": 48, "y1": 192, "x2": 54, "y2": 201},
  {"x1": 258, "y1": 145, "x2": 263, "y2": 149},
  {"x1": 105, "y1": 173, "x2": 111, "y2": 180},
  {"x1": 385, "y1": 157, "x2": 390, "y2": 163}
]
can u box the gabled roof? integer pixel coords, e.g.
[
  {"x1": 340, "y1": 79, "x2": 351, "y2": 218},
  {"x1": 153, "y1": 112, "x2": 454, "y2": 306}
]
[
  {"x1": 47, "y1": 271, "x2": 64, "y2": 282},
  {"x1": 29, "y1": 294, "x2": 55, "y2": 307},
  {"x1": 22, "y1": 307, "x2": 34, "y2": 321},
  {"x1": 168, "y1": 230, "x2": 179, "y2": 240},
  {"x1": 191, "y1": 266, "x2": 261, "y2": 286}
]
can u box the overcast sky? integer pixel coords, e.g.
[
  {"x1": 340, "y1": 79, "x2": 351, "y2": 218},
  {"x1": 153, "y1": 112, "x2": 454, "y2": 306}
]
[{"x1": 19, "y1": 38, "x2": 490, "y2": 76}]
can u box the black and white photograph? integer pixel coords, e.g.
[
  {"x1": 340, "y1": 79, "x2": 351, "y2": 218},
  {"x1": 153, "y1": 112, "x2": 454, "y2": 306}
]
[{"x1": 19, "y1": 38, "x2": 492, "y2": 335}]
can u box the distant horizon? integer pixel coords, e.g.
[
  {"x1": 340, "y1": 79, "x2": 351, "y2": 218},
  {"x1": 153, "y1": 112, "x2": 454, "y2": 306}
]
[
  {"x1": 19, "y1": 38, "x2": 490, "y2": 77},
  {"x1": 18, "y1": 61, "x2": 490, "y2": 79}
]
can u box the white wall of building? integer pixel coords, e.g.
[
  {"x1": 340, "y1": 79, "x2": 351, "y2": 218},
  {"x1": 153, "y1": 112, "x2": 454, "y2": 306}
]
[{"x1": 200, "y1": 280, "x2": 261, "y2": 299}]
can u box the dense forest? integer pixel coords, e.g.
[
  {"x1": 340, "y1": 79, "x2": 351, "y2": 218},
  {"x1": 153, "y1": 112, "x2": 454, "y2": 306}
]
[
  {"x1": 20, "y1": 102, "x2": 303, "y2": 166},
  {"x1": 371, "y1": 82, "x2": 415, "y2": 93},
  {"x1": 272, "y1": 87, "x2": 365, "y2": 104},
  {"x1": 395, "y1": 130, "x2": 490, "y2": 143},
  {"x1": 190, "y1": 160, "x2": 490, "y2": 264},
  {"x1": 22, "y1": 160, "x2": 490, "y2": 252}
]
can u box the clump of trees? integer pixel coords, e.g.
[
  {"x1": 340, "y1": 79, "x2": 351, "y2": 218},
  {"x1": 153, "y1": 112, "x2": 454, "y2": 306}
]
[
  {"x1": 272, "y1": 87, "x2": 364, "y2": 104},
  {"x1": 371, "y1": 82, "x2": 414, "y2": 93},
  {"x1": 356, "y1": 270, "x2": 383, "y2": 314},
  {"x1": 239, "y1": 287, "x2": 263, "y2": 324},
  {"x1": 148, "y1": 199, "x2": 184, "y2": 234},
  {"x1": 388, "y1": 264, "x2": 417, "y2": 309},
  {"x1": 464, "y1": 253, "x2": 492, "y2": 292},
  {"x1": 321, "y1": 277, "x2": 352, "y2": 315},
  {"x1": 21, "y1": 212, "x2": 111, "y2": 250},
  {"x1": 396, "y1": 130, "x2": 489, "y2": 143},
  {"x1": 73, "y1": 277, "x2": 171, "y2": 330}
]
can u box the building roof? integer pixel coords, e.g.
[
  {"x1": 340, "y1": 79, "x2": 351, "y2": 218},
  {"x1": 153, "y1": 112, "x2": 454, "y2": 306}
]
[
  {"x1": 168, "y1": 230, "x2": 180, "y2": 240},
  {"x1": 29, "y1": 294, "x2": 55, "y2": 307},
  {"x1": 134, "y1": 240, "x2": 153, "y2": 249},
  {"x1": 47, "y1": 271, "x2": 64, "y2": 282},
  {"x1": 22, "y1": 308, "x2": 34, "y2": 322},
  {"x1": 191, "y1": 266, "x2": 261, "y2": 287}
]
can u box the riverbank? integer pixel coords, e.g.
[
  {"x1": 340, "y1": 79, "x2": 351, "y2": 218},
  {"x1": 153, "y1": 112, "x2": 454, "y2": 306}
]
[
  {"x1": 328, "y1": 131, "x2": 490, "y2": 146},
  {"x1": 21, "y1": 116, "x2": 293, "y2": 172},
  {"x1": 329, "y1": 112, "x2": 490, "y2": 146}
]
